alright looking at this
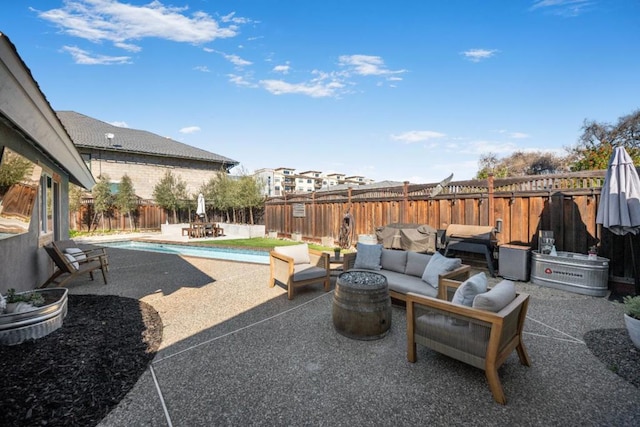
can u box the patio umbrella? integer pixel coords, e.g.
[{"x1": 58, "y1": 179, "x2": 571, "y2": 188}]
[
  {"x1": 196, "y1": 193, "x2": 206, "y2": 221},
  {"x1": 596, "y1": 146, "x2": 640, "y2": 294}
]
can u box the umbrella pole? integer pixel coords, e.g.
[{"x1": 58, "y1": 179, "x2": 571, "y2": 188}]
[{"x1": 631, "y1": 234, "x2": 640, "y2": 296}]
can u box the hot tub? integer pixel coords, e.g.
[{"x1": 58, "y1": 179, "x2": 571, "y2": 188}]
[{"x1": 530, "y1": 251, "x2": 609, "y2": 297}]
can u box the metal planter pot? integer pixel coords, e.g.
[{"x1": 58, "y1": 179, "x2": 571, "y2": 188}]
[{"x1": 0, "y1": 288, "x2": 68, "y2": 346}]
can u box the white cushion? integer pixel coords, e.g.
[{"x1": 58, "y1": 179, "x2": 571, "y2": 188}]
[
  {"x1": 353, "y1": 243, "x2": 383, "y2": 270},
  {"x1": 64, "y1": 247, "x2": 87, "y2": 262},
  {"x1": 274, "y1": 244, "x2": 311, "y2": 265},
  {"x1": 452, "y1": 273, "x2": 488, "y2": 307},
  {"x1": 421, "y1": 252, "x2": 462, "y2": 289},
  {"x1": 473, "y1": 280, "x2": 516, "y2": 312},
  {"x1": 64, "y1": 253, "x2": 79, "y2": 270}
]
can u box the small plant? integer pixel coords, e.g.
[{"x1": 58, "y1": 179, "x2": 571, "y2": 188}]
[
  {"x1": 588, "y1": 245, "x2": 597, "y2": 254},
  {"x1": 5, "y1": 288, "x2": 45, "y2": 307},
  {"x1": 623, "y1": 295, "x2": 640, "y2": 320}
]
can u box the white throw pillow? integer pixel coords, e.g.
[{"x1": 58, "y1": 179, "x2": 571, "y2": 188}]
[
  {"x1": 353, "y1": 243, "x2": 383, "y2": 270},
  {"x1": 421, "y1": 252, "x2": 462, "y2": 289},
  {"x1": 274, "y1": 244, "x2": 311, "y2": 265},
  {"x1": 64, "y1": 253, "x2": 79, "y2": 270},
  {"x1": 65, "y1": 247, "x2": 87, "y2": 262},
  {"x1": 452, "y1": 273, "x2": 488, "y2": 307}
]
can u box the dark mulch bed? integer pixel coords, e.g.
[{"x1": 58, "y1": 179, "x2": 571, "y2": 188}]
[
  {"x1": 584, "y1": 328, "x2": 640, "y2": 388},
  {"x1": 0, "y1": 295, "x2": 162, "y2": 427}
]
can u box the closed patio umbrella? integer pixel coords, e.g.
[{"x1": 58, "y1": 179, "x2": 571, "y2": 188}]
[
  {"x1": 596, "y1": 146, "x2": 640, "y2": 294},
  {"x1": 196, "y1": 193, "x2": 206, "y2": 221}
]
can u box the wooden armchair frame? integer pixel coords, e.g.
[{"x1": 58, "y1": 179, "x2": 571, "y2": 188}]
[
  {"x1": 269, "y1": 248, "x2": 330, "y2": 300},
  {"x1": 40, "y1": 242, "x2": 108, "y2": 288},
  {"x1": 52, "y1": 240, "x2": 109, "y2": 271},
  {"x1": 406, "y1": 279, "x2": 530, "y2": 404}
]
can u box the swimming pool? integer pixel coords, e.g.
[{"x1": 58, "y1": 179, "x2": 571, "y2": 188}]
[{"x1": 99, "y1": 241, "x2": 270, "y2": 264}]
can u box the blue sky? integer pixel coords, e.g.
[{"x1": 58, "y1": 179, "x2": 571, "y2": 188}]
[{"x1": 2, "y1": 1, "x2": 639, "y2": 184}]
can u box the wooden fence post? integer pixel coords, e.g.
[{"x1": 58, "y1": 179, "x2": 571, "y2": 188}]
[{"x1": 488, "y1": 173, "x2": 494, "y2": 227}]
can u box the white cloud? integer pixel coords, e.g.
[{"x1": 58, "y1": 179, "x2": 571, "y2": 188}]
[
  {"x1": 194, "y1": 65, "x2": 210, "y2": 72},
  {"x1": 338, "y1": 55, "x2": 406, "y2": 79},
  {"x1": 273, "y1": 64, "x2": 290, "y2": 74},
  {"x1": 510, "y1": 132, "x2": 531, "y2": 139},
  {"x1": 391, "y1": 131, "x2": 446, "y2": 143},
  {"x1": 109, "y1": 121, "x2": 129, "y2": 128},
  {"x1": 224, "y1": 53, "x2": 252, "y2": 67},
  {"x1": 530, "y1": 0, "x2": 592, "y2": 16},
  {"x1": 179, "y1": 126, "x2": 201, "y2": 134},
  {"x1": 228, "y1": 73, "x2": 256, "y2": 87},
  {"x1": 260, "y1": 78, "x2": 344, "y2": 98},
  {"x1": 35, "y1": 1, "x2": 248, "y2": 52},
  {"x1": 461, "y1": 49, "x2": 499, "y2": 62},
  {"x1": 61, "y1": 46, "x2": 131, "y2": 65}
]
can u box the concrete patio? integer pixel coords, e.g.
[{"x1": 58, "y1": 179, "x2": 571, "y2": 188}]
[{"x1": 63, "y1": 238, "x2": 640, "y2": 426}]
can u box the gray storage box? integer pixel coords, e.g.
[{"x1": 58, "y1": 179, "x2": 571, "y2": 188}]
[
  {"x1": 499, "y1": 244, "x2": 531, "y2": 281},
  {"x1": 530, "y1": 251, "x2": 609, "y2": 297}
]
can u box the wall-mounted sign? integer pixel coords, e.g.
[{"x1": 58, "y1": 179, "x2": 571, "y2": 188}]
[{"x1": 292, "y1": 203, "x2": 306, "y2": 218}]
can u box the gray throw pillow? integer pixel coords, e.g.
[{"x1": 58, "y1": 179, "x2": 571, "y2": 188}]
[
  {"x1": 421, "y1": 252, "x2": 462, "y2": 289},
  {"x1": 452, "y1": 272, "x2": 488, "y2": 307},
  {"x1": 354, "y1": 243, "x2": 383, "y2": 270},
  {"x1": 472, "y1": 280, "x2": 516, "y2": 312}
]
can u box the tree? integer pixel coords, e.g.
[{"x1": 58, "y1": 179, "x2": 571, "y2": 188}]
[
  {"x1": 114, "y1": 174, "x2": 138, "y2": 230},
  {"x1": 152, "y1": 170, "x2": 187, "y2": 223},
  {"x1": 476, "y1": 151, "x2": 567, "y2": 179},
  {"x1": 0, "y1": 149, "x2": 32, "y2": 195},
  {"x1": 68, "y1": 184, "x2": 86, "y2": 231},
  {"x1": 237, "y1": 174, "x2": 264, "y2": 225},
  {"x1": 570, "y1": 109, "x2": 640, "y2": 171},
  {"x1": 92, "y1": 174, "x2": 113, "y2": 232}
]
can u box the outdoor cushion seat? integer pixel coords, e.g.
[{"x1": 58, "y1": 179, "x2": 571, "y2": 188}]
[
  {"x1": 406, "y1": 278, "x2": 531, "y2": 404},
  {"x1": 40, "y1": 242, "x2": 108, "y2": 288},
  {"x1": 269, "y1": 243, "x2": 330, "y2": 300}
]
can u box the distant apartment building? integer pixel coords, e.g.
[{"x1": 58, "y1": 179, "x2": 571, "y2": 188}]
[{"x1": 254, "y1": 168, "x2": 372, "y2": 196}]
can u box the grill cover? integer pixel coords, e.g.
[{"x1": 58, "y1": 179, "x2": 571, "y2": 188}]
[{"x1": 375, "y1": 223, "x2": 437, "y2": 253}]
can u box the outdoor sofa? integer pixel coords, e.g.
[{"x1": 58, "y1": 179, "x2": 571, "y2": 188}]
[{"x1": 343, "y1": 243, "x2": 471, "y2": 301}]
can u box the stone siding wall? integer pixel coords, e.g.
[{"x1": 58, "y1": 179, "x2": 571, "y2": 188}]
[{"x1": 84, "y1": 150, "x2": 227, "y2": 199}]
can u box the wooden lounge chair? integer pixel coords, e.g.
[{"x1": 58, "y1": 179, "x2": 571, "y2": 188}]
[
  {"x1": 52, "y1": 239, "x2": 109, "y2": 271},
  {"x1": 406, "y1": 278, "x2": 530, "y2": 404},
  {"x1": 40, "y1": 242, "x2": 108, "y2": 288}
]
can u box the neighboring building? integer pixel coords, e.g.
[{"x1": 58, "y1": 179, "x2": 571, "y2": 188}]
[
  {"x1": 254, "y1": 168, "x2": 373, "y2": 196},
  {"x1": 0, "y1": 33, "x2": 96, "y2": 292},
  {"x1": 57, "y1": 111, "x2": 239, "y2": 199}
]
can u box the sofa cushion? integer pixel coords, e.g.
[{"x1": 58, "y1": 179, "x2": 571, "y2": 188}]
[
  {"x1": 404, "y1": 252, "x2": 432, "y2": 277},
  {"x1": 472, "y1": 280, "x2": 516, "y2": 312},
  {"x1": 452, "y1": 272, "x2": 488, "y2": 307},
  {"x1": 380, "y1": 249, "x2": 407, "y2": 273},
  {"x1": 354, "y1": 243, "x2": 383, "y2": 270},
  {"x1": 421, "y1": 252, "x2": 462, "y2": 289},
  {"x1": 375, "y1": 270, "x2": 438, "y2": 298},
  {"x1": 292, "y1": 264, "x2": 328, "y2": 281},
  {"x1": 274, "y1": 244, "x2": 310, "y2": 265}
]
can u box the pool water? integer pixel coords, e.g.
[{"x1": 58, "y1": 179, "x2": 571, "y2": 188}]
[{"x1": 100, "y1": 241, "x2": 269, "y2": 264}]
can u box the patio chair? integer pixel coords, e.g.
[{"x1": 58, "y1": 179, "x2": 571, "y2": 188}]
[
  {"x1": 40, "y1": 242, "x2": 108, "y2": 288},
  {"x1": 406, "y1": 277, "x2": 530, "y2": 404},
  {"x1": 269, "y1": 243, "x2": 331, "y2": 300},
  {"x1": 52, "y1": 239, "x2": 109, "y2": 271}
]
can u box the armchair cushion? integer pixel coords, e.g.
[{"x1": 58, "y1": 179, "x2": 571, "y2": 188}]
[
  {"x1": 404, "y1": 252, "x2": 432, "y2": 277},
  {"x1": 473, "y1": 280, "x2": 516, "y2": 312},
  {"x1": 452, "y1": 272, "x2": 488, "y2": 307},
  {"x1": 380, "y1": 249, "x2": 407, "y2": 273},
  {"x1": 274, "y1": 244, "x2": 310, "y2": 265},
  {"x1": 293, "y1": 264, "x2": 329, "y2": 281},
  {"x1": 64, "y1": 253, "x2": 80, "y2": 270},
  {"x1": 354, "y1": 243, "x2": 383, "y2": 270},
  {"x1": 421, "y1": 252, "x2": 462, "y2": 289}
]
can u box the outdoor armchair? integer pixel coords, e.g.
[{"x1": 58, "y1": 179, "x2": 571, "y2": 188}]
[
  {"x1": 52, "y1": 240, "x2": 109, "y2": 271},
  {"x1": 406, "y1": 277, "x2": 531, "y2": 404},
  {"x1": 269, "y1": 243, "x2": 331, "y2": 300},
  {"x1": 40, "y1": 242, "x2": 108, "y2": 288}
]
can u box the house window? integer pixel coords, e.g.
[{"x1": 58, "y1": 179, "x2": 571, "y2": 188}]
[
  {"x1": 307, "y1": 179, "x2": 312, "y2": 183},
  {"x1": 40, "y1": 173, "x2": 53, "y2": 235}
]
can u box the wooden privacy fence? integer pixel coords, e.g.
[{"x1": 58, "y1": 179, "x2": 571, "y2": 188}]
[{"x1": 265, "y1": 170, "x2": 638, "y2": 289}]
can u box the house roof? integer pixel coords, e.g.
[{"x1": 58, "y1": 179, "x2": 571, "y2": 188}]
[
  {"x1": 56, "y1": 111, "x2": 238, "y2": 169},
  {"x1": 0, "y1": 34, "x2": 95, "y2": 189}
]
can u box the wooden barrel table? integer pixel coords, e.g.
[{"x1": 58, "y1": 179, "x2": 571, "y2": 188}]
[{"x1": 332, "y1": 271, "x2": 391, "y2": 340}]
